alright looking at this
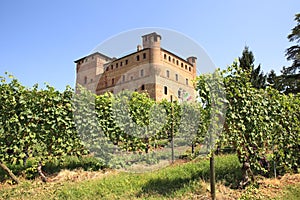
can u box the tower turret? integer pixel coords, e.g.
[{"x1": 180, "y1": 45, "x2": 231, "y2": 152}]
[{"x1": 142, "y1": 32, "x2": 161, "y2": 49}]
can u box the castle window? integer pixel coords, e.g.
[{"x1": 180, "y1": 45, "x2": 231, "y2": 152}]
[
  {"x1": 111, "y1": 65, "x2": 113, "y2": 70},
  {"x1": 131, "y1": 76, "x2": 133, "y2": 80},
  {"x1": 106, "y1": 66, "x2": 109, "y2": 71},
  {"x1": 164, "y1": 86, "x2": 168, "y2": 95},
  {"x1": 84, "y1": 76, "x2": 87, "y2": 84},
  {"x1": 172, "y1": 58, "x2": 175, "y2": 63},
  {"x1": 116, "y1": 63, "x2": 118, "y2": 68},
  {"x1": 186, "y1": 78, "x2": 188, "y2": 85},
  {"x1": 189, "y1": 67, "x2": 191, "y2": 71},
  {"x1": 122, "y1": 75, "x2": 125, "y2": 82},
  {"x1": 125, "y1": 59, "x2": 128, "y2": 65},
  {"x1": 178, "y1": 90, "x2": 181, "y2": 98},
  {"x1": 176, "y1": 60, "x2": 179, "y2": 65},
  {"x1": 141, "y1": 84, "x2": 145, "y2": 90},
  {"x1": 166, "y1": 70, "x2": 170, "y2": 78},
  {"x1": 164, "y1": 54, "x2": 167, "y2": 59},
  {"x1": 92, "y1": 56, "x2": 94, "y2": 59},
  {"x1": 120, "y1": 62, "x2": 123, "y2": 66},
  {"x1": 168, "y1": 56, "x2": 171, "y2": 62},
  {"x1": 112, "y1": 78, "x2": 115, "y2": 85},
  {"x1": 181, "y1": 63, "x2": 183, "y2": 68},
  {"x1": 136, "y1": 55, "x2": 140, "y2": 61},
  {"x1": 185, "y1": 65, "x2": 187, "y2": 70},
  {"x1": 143, "y1": 53, "x2": 146, "y2": 59},
  {"x1": 175, "y1": 74, "x2": 178, "y2": 81},
  {"x1": 140, "y1": 69, "x2": 144, "y2": 77}
]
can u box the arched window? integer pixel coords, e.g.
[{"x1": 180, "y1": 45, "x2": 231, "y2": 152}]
[
  {"x1": 112, "y1": 78, "x2": 115, "y2": 85},
  {"x1": 164, "y1": 86, "x2": 168, "y2": 95},
  {"x1": 166, "y1": 70, "x2": 170, "y2": 78}
]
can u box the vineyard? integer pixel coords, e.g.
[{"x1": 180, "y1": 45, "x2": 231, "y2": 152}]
[{"x1": 0, "y1": 62, "x2": 299, "y2": 194}]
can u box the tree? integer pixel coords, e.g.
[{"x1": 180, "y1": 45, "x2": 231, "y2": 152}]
[
  {"x1": 239, "y1": 46, "x2": 267, "y2": 89},
  {"x1": 282, "y1": 13, "x2": 300, "y2": 94},
  {"x1": 267, "y1": 70, "x2": 284, "y2": 91}
]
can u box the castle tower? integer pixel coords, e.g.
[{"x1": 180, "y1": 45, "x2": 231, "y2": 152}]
[
  {"x1": 187, "y1": 56, "x2": 197, "y2": 75},
  {"x1": 75, "y1": 52, "x2": 112, "y2": 92},
  {"x1": 142, "y1": 32, "x2": 161, "y2": 49}
]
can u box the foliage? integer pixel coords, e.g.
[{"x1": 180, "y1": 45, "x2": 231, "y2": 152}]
[
  {"x1": 222, "y1": 62, "x2": 273, "y2": 174},
  {"x1": 1, "y1": 64, "x2": 299, "y2": 185},
  {"x1": 285, "y1": 13, "x2": 300, "y2": 74},
  {"x1": 0, "y1": 156, "x2": 104, "y2": 181},
  {"x1": 0, "y1": 74, "x2": 87, "y2": 181},
  {"x1": 239, "y1": 46, "x2": 267, "y2": 89},
  {"x1": 196, "y1": 61, "x2": 299, "y2": 186},
  {"x1": 271, "y1": 13, "x2": 300, "y2": 94}
]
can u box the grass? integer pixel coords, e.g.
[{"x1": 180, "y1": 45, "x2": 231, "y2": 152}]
[
  {"x1": 0, "y1": 154, "x2": 242, "y2": 200},
  {"x1": 280, "y1": 183, "x2": 300, "y2": 200},
  {"x1": 1, "y1": 154, "x2": 299, "y2": 199}
]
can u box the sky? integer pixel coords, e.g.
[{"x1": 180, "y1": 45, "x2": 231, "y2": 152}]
[{"x1": 0, "y1": 0, "x2": 299, "y2": 91}]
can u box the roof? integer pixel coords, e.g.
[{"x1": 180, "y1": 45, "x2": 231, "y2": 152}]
[{"x1": 74, "y1": 52, "x2": 112, "y2": 63}]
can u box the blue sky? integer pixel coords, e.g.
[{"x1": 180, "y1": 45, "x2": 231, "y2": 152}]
[{"x1": 0, "y1": 0, "x2": 299, "y2": 91}]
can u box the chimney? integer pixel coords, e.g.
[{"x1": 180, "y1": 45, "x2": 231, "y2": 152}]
[{"x1": 137, "y1": 45, "x2": 142, "y2": 51}]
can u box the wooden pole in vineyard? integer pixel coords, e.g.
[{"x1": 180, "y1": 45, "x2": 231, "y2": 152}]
[
  {"x1": 209, "y1": 126, "x2": 216, "y2": 200},
  {"x1": 0, "y1": 162, "x2": 20, "y2": 184},
  {"x1": 171, "y1": 95, "x2": 175, "y2": 164},
  {"x1": 210, "y1": 153, "x2": 216, "y2": 200}
]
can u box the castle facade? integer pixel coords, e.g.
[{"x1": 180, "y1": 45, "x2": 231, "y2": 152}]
[{"x1": 75, "y1": 32, "x2": 197, "y2": 102}]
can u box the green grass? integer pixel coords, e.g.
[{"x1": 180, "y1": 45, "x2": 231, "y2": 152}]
[
  {"x1": 276, "y1": 183, "x2": 300, "y2": 200},
  {"x1": 0, "y1": 154, "x2": 242, "y2": 200}
]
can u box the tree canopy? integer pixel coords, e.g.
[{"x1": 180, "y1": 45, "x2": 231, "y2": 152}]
[{"x1": 238, "y1": 46, "x2": 266, "y2": 89}]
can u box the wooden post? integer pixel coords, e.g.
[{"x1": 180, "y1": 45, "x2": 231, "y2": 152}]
[
  {"x1": 209, "y1": 126, "x2": 216, "y2": 200},
  {"x1": 0, "y1": 162, "x2": 20, "y2": 184},
  {"x1": 170, "y1": 95, "x2": 174, "y2": 164},
  {"x1": 210, "y1": 154, "x2": 216, "y2": 200}
]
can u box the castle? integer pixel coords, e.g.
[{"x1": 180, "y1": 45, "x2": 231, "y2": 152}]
[{"x1": 75, "y1": 32, "x2": 197, "y2": 102}]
